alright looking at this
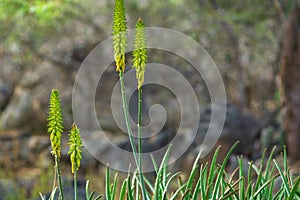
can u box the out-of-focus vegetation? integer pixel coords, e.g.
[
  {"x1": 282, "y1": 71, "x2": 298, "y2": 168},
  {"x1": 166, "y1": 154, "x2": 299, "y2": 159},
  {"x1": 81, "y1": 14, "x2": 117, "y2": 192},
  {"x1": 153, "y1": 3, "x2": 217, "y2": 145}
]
[
  {"x1": 0, "y1": 0, "x2": 73, "y2": 61},
  {"x1": 0, "y1": 0, "x2": 110, "y2": 73}
]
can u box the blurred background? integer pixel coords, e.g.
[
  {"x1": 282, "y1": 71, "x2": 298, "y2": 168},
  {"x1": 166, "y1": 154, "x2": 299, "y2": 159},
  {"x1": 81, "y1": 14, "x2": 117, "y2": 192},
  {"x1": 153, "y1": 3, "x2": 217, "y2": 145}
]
[{"x1": 0, "y1": 0, "x2": 300, "y2": 199}]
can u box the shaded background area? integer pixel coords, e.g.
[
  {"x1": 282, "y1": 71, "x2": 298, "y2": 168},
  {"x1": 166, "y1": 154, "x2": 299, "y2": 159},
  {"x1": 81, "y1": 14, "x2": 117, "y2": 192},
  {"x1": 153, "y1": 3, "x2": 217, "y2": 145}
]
[{"x1": 0, "y1": 0, "x2": 299, "y2": 199}]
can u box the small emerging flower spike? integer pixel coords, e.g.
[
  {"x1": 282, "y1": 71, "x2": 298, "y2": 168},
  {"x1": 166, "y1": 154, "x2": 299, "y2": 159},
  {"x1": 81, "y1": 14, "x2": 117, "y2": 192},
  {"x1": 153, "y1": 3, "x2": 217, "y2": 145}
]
[
  {"x1": 68, "y1": 123, "x2": 83, "y2": 174},
  {"x1": 47, "y1": 89, "x2": 64, "y2": 157},
  {"x1": 112, "y1": 0, "x2": 127, "y2": 73},
  {"x1": 132, "y1": 17, "x2": 147, "y2": 89}
]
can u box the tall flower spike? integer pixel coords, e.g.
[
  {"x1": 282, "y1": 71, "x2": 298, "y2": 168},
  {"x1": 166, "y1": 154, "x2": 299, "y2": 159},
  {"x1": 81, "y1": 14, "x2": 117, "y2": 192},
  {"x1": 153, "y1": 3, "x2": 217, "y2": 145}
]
[
  {"x1": 68, "y1": 123, "x2": 83, "y2": 174},
  {"x1": 47, "y1": 89, "x2": 64, "y2": 157},
  {"x1": 132, "y1": 17, "x2": 147, "y2": 89},
  {"x1": 112, "y1": 0, "x2": 127, "y2": 72}
]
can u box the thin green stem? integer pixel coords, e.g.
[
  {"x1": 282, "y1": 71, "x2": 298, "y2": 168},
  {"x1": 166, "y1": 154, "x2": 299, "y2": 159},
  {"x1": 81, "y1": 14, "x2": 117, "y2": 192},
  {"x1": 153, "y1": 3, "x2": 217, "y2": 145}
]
[
  {"x1": 55, "y1": 155, "x2": 64, "y2": 200},
  {"x1": 119, "y1": 71, "x2": 148, "y2": 200},
  {"x1": 74, "y1": 166, "x2": 78, "y2": 200},
  {"x1": 52, "y1": 165, "x2": 57, "y2": 191},
  {"x1": 137, "y1": 87, "x2": 148, "y2": 200},
  {"x1": 119, "y1": 71, "x2": 138, "y2": 160},
  {"x1": 138, "y1": 88, "x2": 142, "y2": 158}
]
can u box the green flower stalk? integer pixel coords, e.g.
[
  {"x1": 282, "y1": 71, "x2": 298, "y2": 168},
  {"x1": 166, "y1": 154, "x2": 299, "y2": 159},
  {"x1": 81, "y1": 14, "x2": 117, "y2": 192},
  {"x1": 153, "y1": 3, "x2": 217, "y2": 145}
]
[
  {"x1": 68, "y1": 123, "x2": 83, "y2": 200},
  {"x1": 68, "y1": 123, "x2": 83, "y2": 174},
  {"x1": 132, "y1": 17, "x2": 148, "y2": 200},
  {"x1": 112, "y1": 0, "x2": 127, "y2": 73},
  {"x1": 47, "y1": 89, "x2": 64, "y2": 157},
  {"x1": 47, "y1": 89, "x2": 64, "y2": 200},
  {"x1": 132, "y1": 17, "x2": 148, "y2": 89},
  {"x1": 112, "y1": 0, "x2": 140, "y2": 173},
  {"x1": 112, "y1": 1, "x2": 148, "y2": 199}
]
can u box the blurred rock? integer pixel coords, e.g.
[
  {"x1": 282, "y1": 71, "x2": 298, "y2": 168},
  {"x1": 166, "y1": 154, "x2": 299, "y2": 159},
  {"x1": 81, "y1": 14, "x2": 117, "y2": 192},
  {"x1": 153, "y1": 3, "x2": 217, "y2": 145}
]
[
  {"x1": 0, "y1": 78, "x2": 13, "y2": 111},
  {"x1": 28, "y1": 136, "x2": 50, "y2": 152},
  {"x1": 195, "y1": 104, "x2": 262, "y2": 155},
  {"x1": 28, "y1": 136, "x2": 52, "y2": 168},
  {"x1": 0, "y1": 88, "x2": 33, "y2": 129},
  {"x1": 179, "y1": 104, "x2": 262, "y2": 171},
  {"x1": 0, "y1": 62, "x2": 73, "y2": 131},
  {"x1": 0, "y1": 56, "x2": 23, "y2": 86},
  {"x1": 0, "y1": 130, "x2": 51, "y2": 169},
  {"x1": 0, "y1": 129, "x2": 30, "y2": 168}
]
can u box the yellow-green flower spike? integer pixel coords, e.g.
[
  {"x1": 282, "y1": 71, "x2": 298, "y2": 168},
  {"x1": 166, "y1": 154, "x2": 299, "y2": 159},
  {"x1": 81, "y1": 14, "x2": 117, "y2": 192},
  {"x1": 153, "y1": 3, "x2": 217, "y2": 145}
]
[
  {"x1": 47, "y1": 89, "x2": 64, "y2": 157},
  {"x1": 68, "y1": 123, "x2": 83, "y2": 174},
  {"x1": 132, "y1": 17, "x2": 147, "y2": 89},
  {"x1": 112, "y1": 0, "x2": 127, "y2": 73}
]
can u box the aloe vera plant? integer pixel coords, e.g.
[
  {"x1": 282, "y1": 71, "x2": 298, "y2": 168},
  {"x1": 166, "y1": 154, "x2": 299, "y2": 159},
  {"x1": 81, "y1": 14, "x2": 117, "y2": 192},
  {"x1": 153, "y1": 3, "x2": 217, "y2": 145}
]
[{"x1": 39, "y1": 1, "x2": 300, "y2": 199}]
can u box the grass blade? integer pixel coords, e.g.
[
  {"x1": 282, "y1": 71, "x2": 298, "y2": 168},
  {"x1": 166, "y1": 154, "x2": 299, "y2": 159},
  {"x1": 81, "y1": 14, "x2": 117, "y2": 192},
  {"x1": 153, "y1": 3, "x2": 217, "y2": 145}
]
[
  {"x1": 119, "y1": 179, "x2": 127, "y2": 200},
  {"x1": 253, "y1": 179, "x2": 273, "y2": 198},
  {"x1": 162, "y1": 172, "x2": 181, "y2": 198},
  {"x1": 127, "y1": 175, "x2": 134, "y2": 200},
  {"x1": 287, "y1": 176, "x2": 300, "y2": 200},
  {"x1": 273, "y1": 159, "x2": 290, "y2": 196},
  {"x1": 153, "y1": 146, "x2": 172, "y2": 200},
  {"x1": 112, "y1": 173, "x2": 118, "y2": 199},
  {"x1": 208, "y1": 146, "x2": 220, "y2": 185},
  {"x1": 169, "y1": 183, "x2": 187, "y2": 200},
  {"x1": 106, "y1": 166, "x2": 111, "y2": 200},
  {"x1": 212, "y1": 142, "x2": 239, "y2": 200}
]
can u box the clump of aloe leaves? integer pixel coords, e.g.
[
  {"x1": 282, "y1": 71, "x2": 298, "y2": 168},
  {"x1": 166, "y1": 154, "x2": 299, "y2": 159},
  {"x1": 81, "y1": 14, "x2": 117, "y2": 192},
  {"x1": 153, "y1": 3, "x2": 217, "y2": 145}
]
[{"x1": 40, "y1": 0, "x2": 300, "y2": 199}]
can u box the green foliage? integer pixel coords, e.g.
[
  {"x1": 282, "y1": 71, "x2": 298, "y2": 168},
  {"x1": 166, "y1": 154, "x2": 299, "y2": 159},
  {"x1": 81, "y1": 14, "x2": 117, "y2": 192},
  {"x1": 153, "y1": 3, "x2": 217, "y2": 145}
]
[
  {"x1": 0, "y1": 0, "x2": 74, "y2": 45},
  {"x1": 0, "y1": 0, "x2": 71, "y2": 21},
  {"x1": 68, "y1": 123, "x2": 83, "y2": 174},
  {"x1": 105, "y1": 167, "x2": 119, "y2": 200},
  {"x1": 112, "y1": 0, "x2": 127, "y2": 73},
  {"x1": 100, "y1": 143, "x2": 300, "y2": 200},
  {"x1": 47, "y1": 89, "x2": 64, "y2": 157},
  {"x1": 132, "y1": 17, "x2": 148, "y2": 89}
]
